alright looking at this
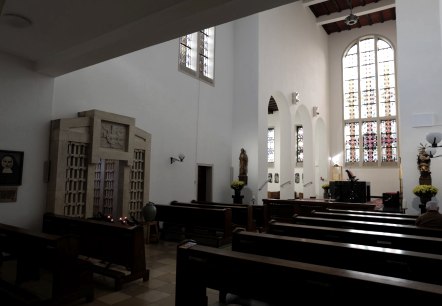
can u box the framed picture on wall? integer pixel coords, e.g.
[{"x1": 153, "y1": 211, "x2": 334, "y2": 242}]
[
  {"x1": 274, "y1": 173, "x2": 279, "y2": 183},
  {"x1": 268, "y1": 173, "x2": 273, "y2": 183},
  {"x1": 0, "y1": 150, "x2": 24, "y2": 186}
]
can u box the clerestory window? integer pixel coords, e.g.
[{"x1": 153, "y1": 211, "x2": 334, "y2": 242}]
[
  {"x1": 179, "y1": 27, "x2": 215, "y2": 84},
  {"x1": 342, "y1": 35, "x2": 398, "y2": 167}
]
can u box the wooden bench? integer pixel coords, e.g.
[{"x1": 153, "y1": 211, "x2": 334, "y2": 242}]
[
  {"x1": 175, "y1": 241, "x2": 442, "y2": 305},
  {"x1": 190, "y1": 200, "x2": 256, "y2": 231},
  {"x1": 261, "y1": 198, "x2": 376, "y2": 231},
  {"x1": 311, "y1": 210, "x2": 417, "y2": 225},
  {"x1": 291, "y1": 215, "x2": 442, "y2": 238},
  {"x1": 0, "y1": 222, "x2": 94, "y2": 305},
  {"x1": 326, "y1": 208, "x2": 418, "y2": 218},
  {"x1": 267, "y1": 220, "x2": 442, "y2": 254},
  {"x1": 155, "y1": 203, "x2": 233, "y2": 247},
  {"x1": 231, "y1": 228, "x2": 442, "y2": 285},
  {"x1": 42, "y1": 213, "x2": 149, "y2": 291}
]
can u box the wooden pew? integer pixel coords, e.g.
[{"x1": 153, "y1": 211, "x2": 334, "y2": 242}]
[
  {"x1": 0, "y1": 222, "x2": 94, "y2": 305},
  {"x1": 326, "y1": 208, "x2": 418, "y2": 219},
  {"x1": 172, "y1": 201, "x2": 255, "y2": 231},
  {"x1": 154, "y1": 203, "x2": 233, "y2": 247},
  {"x1": 42, "y1": 213, "x2": 149, "y2": 291},
  {"x1": 267, "y1": 220, "x2": 442, "y2": 254},
  {"x1": 175, "y1": 241, "x2": 442, "y2": 306},
  {"x1": 261, "y1": 198, "x2": 376, "y2": 231},
  {"x1": 311, "y1": 210, "x2": 417, "y2": 225},
  {"x1": 291, "y1": 215, "x2": 442, "y2": 238},
  {"x1": 231, "y1": 229, "x2": 442, "y2": 285}
]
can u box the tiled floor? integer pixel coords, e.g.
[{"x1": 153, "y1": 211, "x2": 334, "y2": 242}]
[{"x1": 69, "y1": 240, "x2": 224, "y2": 306}]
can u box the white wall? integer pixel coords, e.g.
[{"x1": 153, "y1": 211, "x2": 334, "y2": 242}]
[
  {"x1": 258, "y1": 2, "x2": 329, "y2": 200},
  {"x1": 53, "y1": 22, "x2": 236, "y2": 206},
  {"x1": 328, "y1": 20, "x2": 399, "y2": 198},
  {"x1": 397, "y1": 0, "x2": 442, "y2": 213},
  {"x1": 231, "y1": 14, "x2": 260, "y2": 204},
  {"x1": 0, "y1": 53, "x2": 54, "y2": 229}
]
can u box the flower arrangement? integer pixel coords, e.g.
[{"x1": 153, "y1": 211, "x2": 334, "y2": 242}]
[
  {"x1": 412, "y1": 184, "x2": 438, "y2": 197},
  {"x1": 231, "y1": 179, "x2": 245, "y2": 190},
  {"x1": 321, "y1": 183, "x2": 330, "y2": 189}
]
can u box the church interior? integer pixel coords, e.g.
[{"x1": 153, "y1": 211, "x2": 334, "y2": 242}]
[{"x1": 1, "y1": 0, "x2": 442, "y2": 305}]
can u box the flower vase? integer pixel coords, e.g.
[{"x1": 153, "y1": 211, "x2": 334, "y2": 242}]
[
  {"x1": 232, "y1": 189, "x2": 243, "y2": 204},
  {"x1": 419, "y1": 196, "x2": 432, "y2": 214},
  {"x1": 323, "y1": 188, "x2": 330, "y2": 199},
  {"x1": 142, "y1": 202, "x2": 157, "y2": 222}
]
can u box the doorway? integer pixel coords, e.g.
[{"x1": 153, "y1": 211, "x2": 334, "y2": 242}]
[{"x1": 197, "y1": 165, "x2": 213, "y2": 202}]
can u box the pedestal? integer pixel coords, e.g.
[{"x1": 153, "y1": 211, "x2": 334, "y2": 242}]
[
  {"x1": 232, "y1": 189, "x2": 244, "y2": 204},
  {"x1": 238, "y1": 175, "x2": 248, "y2": 185}
]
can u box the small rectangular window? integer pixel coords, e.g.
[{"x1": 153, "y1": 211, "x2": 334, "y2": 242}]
[
  {"x1": 268, "y1": 128, "x2": 275, "y2": 163},
  {"x1": 179, "y1": 27, "x2": 215, "y2": 84}
]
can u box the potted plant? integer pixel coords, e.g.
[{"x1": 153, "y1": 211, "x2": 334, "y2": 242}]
[
  {"x1": 321, "y1": 183, "x2": 330, "y2": 199},
  {"x1": 413, "y1": 184, "x2": 438, "y2": 203},
  {"x1": 231, "y1": 179, "x2": 245, "y2": 191},
  {"x1": 231, "y1": 180, "x2": 245, "y2": 204}
]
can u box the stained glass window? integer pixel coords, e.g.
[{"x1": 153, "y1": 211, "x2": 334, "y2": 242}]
[
  {"x1": 296, "y1": 126, "x2": 304, "y2": 163},
  {"x1": 342, "y1": 36, "x2": 398, "y2": 166},
  {"x1": 268, "y1": 128, "x2": 275, "y2": 163},
  {"x1": 179, "y1": 27, "x2": 215, "y2": 84}
]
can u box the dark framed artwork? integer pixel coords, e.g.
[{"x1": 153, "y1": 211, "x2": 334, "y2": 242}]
[
  {"x1": 274, "y1": 173, "x2": 279, "y2": 183},
  {"x1": 0, "y1": 150, "x2": 24, "y2": 186},
  {"x1": 268, "y1": 173, "x2": 273, "y2": 183}
]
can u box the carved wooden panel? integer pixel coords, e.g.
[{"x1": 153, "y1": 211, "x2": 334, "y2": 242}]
[{"x1": 47, "y1": 110, "x2": 151, "y2": 220}]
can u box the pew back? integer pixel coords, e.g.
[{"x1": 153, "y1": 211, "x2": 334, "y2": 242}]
[
  {"x1": 171, "y1": 201, "x2": 254, "y2": 231},
  {"x1": 176, "y1": 241, "x2": 442, "y2": 306},
  {"x1": 326, "y1": 208, "x2": 418, "y2": 218},
  {"x1": 0, "y1": 222, "x2": 94, "y2": 305},
  {"x1": 312, "y1": 210, "x2": 417, "y2": 225},
  {"x1": 155, "y1": 203, "x2": 233, "y2": 247},
  {"x1": 267, "y1": 220, "x2": 442, "y2": 254},
  {"x1": 42, "y1": 213, "x2": 149, "y2": 290},
  {"x1": 231, "y1": 229, "x2": 442, "y2": 285},
  {"x1": 292, "y1": 215, "x2": 442, "y2": 238}
]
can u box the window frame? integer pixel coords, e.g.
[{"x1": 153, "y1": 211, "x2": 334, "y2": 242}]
[
  {"x1": 178, "y1": 27, "x2": 215, "y2": 85},
  {"x1": 267, "y1": 127, "x2": 275, "y2": 164}
]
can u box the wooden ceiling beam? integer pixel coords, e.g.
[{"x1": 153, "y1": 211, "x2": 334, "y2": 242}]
[{"x1": 316, "y1": 0, "x2": 395, "y2": 26}]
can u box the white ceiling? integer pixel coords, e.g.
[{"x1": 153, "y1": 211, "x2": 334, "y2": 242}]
[{"x1": 0, "y1": 0, "x2": 298, "y2": 77}]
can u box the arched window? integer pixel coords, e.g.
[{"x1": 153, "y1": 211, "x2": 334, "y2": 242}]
[{"x1": 342, "y1": 35, "x2": 398, "y2": 167}]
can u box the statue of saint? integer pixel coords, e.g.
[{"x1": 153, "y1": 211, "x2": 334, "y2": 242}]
[
  {"x1": 417, "y1": 147, "x2": 431, "y2": 174},
  {"x1": 417, "y1": 146, "x2": 432, "y2": 185},
  {"x1": 239, "y1": 148, "x2": 248, "y2": 176}
]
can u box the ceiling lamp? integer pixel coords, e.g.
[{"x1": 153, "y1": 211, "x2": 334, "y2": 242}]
[{"x1": 345, "y1": 0, "x2": 359, "y2": 26}]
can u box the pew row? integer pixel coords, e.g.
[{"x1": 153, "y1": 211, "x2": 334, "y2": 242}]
[
  {"x1": 171, "y1": 201, "x2": 255, "y2": 231},
  {"x1": 291, "y1": 215, "x2": 442, "y2": 238},
  {"x1": 154, "y1": 203, "x2": 233, "y2": 247},
  {"x1": 42, "y1": 213, "x2": 149, "y2": 291},
  {"x1": 261, "y1": 198, "x2": 376, "y2": 231},
  {"x1": 0, "y1": 222, "x2": 94, "y2": 305},
  {"x1": 311, "y1": 210, "x2": 417, "y2": 225},
  {"x1": 267, "y1": 220, "x2": 442, "y2": 254},
  {"x1": 326, "y1": 208, "x2": 418, "y2": 218},
  {"x1": 175, "y1": 241, "x2": 442, "y2": 306},
  {"x1": 231, "y1": 229, "x2": 442, "y2": 285}
]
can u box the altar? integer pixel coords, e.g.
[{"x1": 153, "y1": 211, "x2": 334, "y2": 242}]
[{"x1": 329, "y1": 181, "x2": 371, "y2": 203}]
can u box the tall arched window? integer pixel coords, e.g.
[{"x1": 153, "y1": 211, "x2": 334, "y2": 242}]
[{"x1": 343, "y1": 35, "x2": 398, "y2": 167}]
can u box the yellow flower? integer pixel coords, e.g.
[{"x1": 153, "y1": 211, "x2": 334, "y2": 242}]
[
  {"x1": 412, "y1": 185, "x2": 438, "y2": 197},
  {"x1": 231, "y1": 179, "x2": 245, "y2": 190},
  {"x1": 321, "y1": 183, "x2": 330, "y2": 189}
]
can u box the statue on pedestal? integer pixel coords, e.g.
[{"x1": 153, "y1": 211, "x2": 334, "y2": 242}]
[
  {"x1": 417, "y1": 146, "x2": 431, "y2": 185},
  {"x1": 239, "y1": 148, "x2": 248, "y2": 185}
]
